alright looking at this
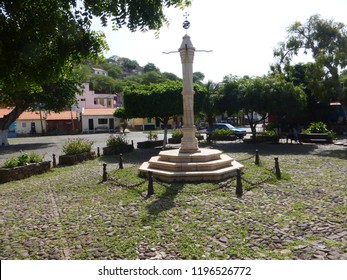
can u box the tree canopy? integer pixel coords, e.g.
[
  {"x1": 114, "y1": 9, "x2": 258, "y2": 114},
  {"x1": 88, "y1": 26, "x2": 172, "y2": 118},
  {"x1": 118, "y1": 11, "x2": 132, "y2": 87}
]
[
  {"x1": 0, "y1": 0, "x2": 190, "y2": 133},
  {"x1": 273, "y1": 14, "x2": 347, "y2": 104},
  {"x1": 221, "y1": 76, "x2": 306, "y2": 137}
]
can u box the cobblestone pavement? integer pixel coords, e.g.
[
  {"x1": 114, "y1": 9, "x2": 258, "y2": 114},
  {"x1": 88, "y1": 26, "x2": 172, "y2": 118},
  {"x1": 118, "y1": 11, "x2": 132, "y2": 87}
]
[
  {"x1": 0, "y1": 132, "x2": 346, "y2": 260},
  {"x1": 0, "y1": 131, "x2": 152, "y2": 165}
]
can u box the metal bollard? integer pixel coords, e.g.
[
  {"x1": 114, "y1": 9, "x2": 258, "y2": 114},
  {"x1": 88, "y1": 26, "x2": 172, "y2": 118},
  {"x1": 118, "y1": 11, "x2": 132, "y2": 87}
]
[
  {"x1": 147, "y1": 171, "x2": 154, "y2": 197},
  {"x1": 52, "y1": 154, "x2": 56, "y2": 168},
  {"x1": 255, "y1": 149, "x2": 260, "y2": 165},
  {"x1": 236, "y1": 169, "x2": 243, "y2": 198},
  {"x1": 119, "y1": 153, "x2": 124, "y2": 169},
  {"x1": 97, "y1": 147, "x2": 100, "y2": 157},
  {"x1": 102, "y1": 163, "x2": 107, "y2": 182},
  {"x1": 274, "y1": 157, "x2": 281, "y2": 179}
]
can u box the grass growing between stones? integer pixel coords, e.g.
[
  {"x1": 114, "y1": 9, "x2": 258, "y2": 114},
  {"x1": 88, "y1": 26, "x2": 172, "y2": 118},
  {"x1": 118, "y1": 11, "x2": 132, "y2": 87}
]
[{"x1": 0, "y1": 144, "x2": 346, "y2": 260}]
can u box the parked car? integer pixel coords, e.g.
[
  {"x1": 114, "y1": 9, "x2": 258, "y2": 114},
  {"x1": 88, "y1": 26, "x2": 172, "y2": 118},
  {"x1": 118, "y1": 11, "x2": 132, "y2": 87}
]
[{"x1": 207, "y1": 123, "x2": 247, "y2": 139}]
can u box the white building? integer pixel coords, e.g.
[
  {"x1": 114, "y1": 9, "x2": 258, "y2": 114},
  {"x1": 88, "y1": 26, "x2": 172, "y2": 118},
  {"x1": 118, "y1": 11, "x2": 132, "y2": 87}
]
[
  {"x1": 76, "y1": 83, "x2": 117, "y2": 112},
  {"x1": 92, "y1": 68, "x2": 108, "y2": 76},
  {"x1": 81, "y1": 108, "x2": 119, "y2": 133}
]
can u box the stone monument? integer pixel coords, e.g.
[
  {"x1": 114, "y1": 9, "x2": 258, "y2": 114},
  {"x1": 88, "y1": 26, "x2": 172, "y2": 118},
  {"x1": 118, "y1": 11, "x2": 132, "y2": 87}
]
[{"x1": 139, "y1": 15, "x2": 243, "y2": 182}]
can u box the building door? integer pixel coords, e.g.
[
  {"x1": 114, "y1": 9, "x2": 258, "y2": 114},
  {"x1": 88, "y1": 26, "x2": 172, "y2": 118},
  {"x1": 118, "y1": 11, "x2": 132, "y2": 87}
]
[
  {"x1": 109, "y1": 118, "x2": 114, "y2": 130},
  {"x1": 88, "y1": 119, "x2": 94, "y2": 131}
]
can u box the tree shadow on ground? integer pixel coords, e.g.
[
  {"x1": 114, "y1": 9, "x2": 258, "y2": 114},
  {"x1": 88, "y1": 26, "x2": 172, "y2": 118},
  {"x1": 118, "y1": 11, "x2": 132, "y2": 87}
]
[
  {"x1": 0, "y1": 143, "x2": 56, "y2": 156},
  {"x1": 100, "y1": 148, "x2": 161, "y2": 165},
  {"x1": 202, "y1": 141, "x2": 321, "y2": 157},
  {"x1": 314, "y1": 148, "x2": 347, "y2": 160},
  {"x1": 142, "y1": 182, "x2": 185, "y2": 225}
]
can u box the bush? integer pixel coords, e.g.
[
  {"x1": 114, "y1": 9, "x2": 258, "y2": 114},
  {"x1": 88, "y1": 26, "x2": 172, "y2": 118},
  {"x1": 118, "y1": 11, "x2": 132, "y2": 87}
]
[
  {"x1": 2, "y1": 152, "x2": 44, "y2": 168},
  {"x1": 2, "y1": 157, "x2": 20, "y2": 168},
  {"x1": 212, "y1": 129, "x2": 234, "y2": 138},
  {"x1": 147, "y1": 131, "x2": 158, "y2": 141},
  {"x1": 106, "y1": 134, "x2": 129, "y2": 147},
  {"x1": 303, "y1": 122, "x2": 336, "y2": 138},
  {"x1": 171, "y1": 129, "x2": 183, "y2": 139},
  {"x1": 62, "y1": 138, "x2": 94, "y2": 155}
]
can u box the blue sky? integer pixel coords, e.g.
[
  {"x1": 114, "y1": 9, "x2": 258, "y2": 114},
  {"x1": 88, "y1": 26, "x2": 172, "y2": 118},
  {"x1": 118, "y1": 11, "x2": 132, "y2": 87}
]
[{"x1": 92, "y1": 0, "x2": 347, "y2": 82}]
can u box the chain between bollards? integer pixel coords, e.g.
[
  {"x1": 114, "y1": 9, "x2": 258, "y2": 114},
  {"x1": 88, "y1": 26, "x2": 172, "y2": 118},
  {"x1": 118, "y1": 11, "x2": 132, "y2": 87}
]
[
  {"x1": 102, "y1": 163, "x2": 107, "y2": 182},
  {"x1": 119, "y1": 153, "x2": 124, "y2": 169},
  {"x1": 274, "y1": 157, "x2": 281, "y2": 179},
  {"x1": 147, "y1": 171, "x2": 154, "y2": 197},
  {"x1": 236, "y1": 169, "x2": 243, "y2": 198}
]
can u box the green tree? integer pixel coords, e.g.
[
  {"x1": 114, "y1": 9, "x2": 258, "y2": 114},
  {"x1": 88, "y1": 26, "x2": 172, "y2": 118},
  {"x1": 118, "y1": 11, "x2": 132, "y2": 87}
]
[
  {"x1": 193, "y1": 72, "x2": 205, "y2": 84},
  {"x1": 0, "y1": 0, "x2": 190, "y2": 145},
  {"x1": 143, "y1": 63, "x2": 160, "y2": 73},
  {"x1": 222, "y1": 76, "x2": 306, "y2": 139},
  {"x1": 273, "y1": 14, "x2": 347, "y2": 105},
  {"x1": 90, "y1": 74, "x2": 116, "y2": 93},
  {"x1": 200, "y1": 81, "x2": 222, "y2": 129},
  {"x1": 123, "y1": 80, "x2": 205, "y2": 147},
  {"x1": 162, "y1": 72, "x2": 180, "y2": 81},
  {"x1": 118, "y1": 57, "x2": 140, "y2": 73},
  {"x1": 113, "y1": 107, "x2": 128, "y2": 133},
  {"x1": 141, "y1": 71, "x2": 166, "y2": 85}
]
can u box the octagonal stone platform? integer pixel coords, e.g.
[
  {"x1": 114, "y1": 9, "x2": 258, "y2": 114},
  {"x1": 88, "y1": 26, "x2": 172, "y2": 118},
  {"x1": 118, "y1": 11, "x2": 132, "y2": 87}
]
[{"x1": 139, "y1": 148, "x2": 243, "y2": 182}]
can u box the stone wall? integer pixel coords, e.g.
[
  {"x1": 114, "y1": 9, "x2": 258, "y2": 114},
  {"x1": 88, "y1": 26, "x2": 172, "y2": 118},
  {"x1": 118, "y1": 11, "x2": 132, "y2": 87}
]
[{"x1": 0, "y1": 161, "x2": 51, "y2": 184}]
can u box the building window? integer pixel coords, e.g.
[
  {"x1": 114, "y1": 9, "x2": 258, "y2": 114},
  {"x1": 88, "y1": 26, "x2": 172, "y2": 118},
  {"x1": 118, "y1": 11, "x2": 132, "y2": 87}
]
[
  {"x1": 22, "y1": 123, "x2": 27, "y2": 128},
  {"x1": 94, "y1": 100, "x2": 97, "y2": 105},
  {"x1": 98, "y1": 118, "x2": 108, "y2": 125},
  {"x1": 147, "y1": 117, "x2": 152, "y2": 123}
]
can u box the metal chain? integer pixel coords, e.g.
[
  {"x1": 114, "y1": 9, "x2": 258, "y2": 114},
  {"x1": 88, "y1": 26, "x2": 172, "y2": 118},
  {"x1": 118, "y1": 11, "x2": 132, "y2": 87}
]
[
  {"x1": 152, "y1": 176, "x2": 236, "y2": 195},
  {"x1": 107, "y1": 175, "x2": 146, "y2": 188},
  {"x1": 238, "y1": 154, "x2": 255, "y2": 162},
  {"x1": 241, "y1": 168, "x2": 275, "y2": 187}
]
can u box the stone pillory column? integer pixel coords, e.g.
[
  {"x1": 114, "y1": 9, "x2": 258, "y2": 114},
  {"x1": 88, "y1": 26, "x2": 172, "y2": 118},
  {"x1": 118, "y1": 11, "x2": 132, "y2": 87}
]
[{"x1": 179, "y1": 34, "x2": 200, "y2": 153}]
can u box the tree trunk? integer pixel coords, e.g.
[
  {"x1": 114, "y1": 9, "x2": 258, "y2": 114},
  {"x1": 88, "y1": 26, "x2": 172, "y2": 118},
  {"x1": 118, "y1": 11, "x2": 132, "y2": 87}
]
[
  {"x1": 162, "y1": 117, "x2": 169, "y2": 149},
  {"x1": 246, "y1": 114, "x2": 257, "y2": 140},
  {"x1": 0, "y1": 106, "x2": 27, "y2": 146}
]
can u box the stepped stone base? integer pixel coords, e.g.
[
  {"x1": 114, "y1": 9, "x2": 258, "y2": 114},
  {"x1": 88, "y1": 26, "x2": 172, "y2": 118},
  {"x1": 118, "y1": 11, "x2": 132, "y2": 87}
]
[{"x1": 139, "y1": 148, "x2": 243, "y2": 182}]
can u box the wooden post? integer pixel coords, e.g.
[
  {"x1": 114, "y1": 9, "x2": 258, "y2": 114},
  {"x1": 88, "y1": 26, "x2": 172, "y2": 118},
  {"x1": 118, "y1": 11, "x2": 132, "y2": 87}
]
[
  {"x1": 147, "y1": 171, "x2": 154, "y2": 197},
  {"x1": 119, "y1": 153, "x2": 123, "y2": 169},
  {"x1": 236, "y1": 169, "x2": 243, "y2": 198},
  {"x1": 97, "y1": 147, "x2": 100, "y2": 157},
  {"x1": 102, "y1": 163, "x2": 107, "y2": 182},
  {"x1": 255, "y1": 149, "x2": 260, "y2": 165},
  {"x1": 52, "y1": 154, "x2": 56, "y2": 168},
  {"x1": 274, "y1": 157, "x2": 281, "y2": 179}
]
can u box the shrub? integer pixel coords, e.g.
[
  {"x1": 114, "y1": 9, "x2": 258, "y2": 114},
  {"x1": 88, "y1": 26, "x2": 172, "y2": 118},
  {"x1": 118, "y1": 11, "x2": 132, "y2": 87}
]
[
  {"x1": 303, "y1": 122, "x2": 336, "y2": 138},
  {"x1": 2, "y1": 157, "x2": 20, "y2": 168},
  {"x1": 17, "y1": 153, "x2": 30, "y2": 166},
  {"x1": 27, "y1": 152, "x2": 44, "y2": 163},
  {"x1": 260, "y1": 129, "x2": 276, "y2": 136},
  {"x1": 212, "y1": 129, "x2": 234, "y2": 138},
  {"x1": 171, "y1": 129, "x2": 183, "y2": 139},
  {"x1": 106, "y1": 134, "x2": 129, "y2": 147},
  {"x1": 2, "y1": 152, "x2": 44, "y2": 168},
  {"x1": 62, "y1": 138, "x2": 94, "y2": 155},
  {"x1": 147, "y1": 131, "x2": 158, "y2": 141}
]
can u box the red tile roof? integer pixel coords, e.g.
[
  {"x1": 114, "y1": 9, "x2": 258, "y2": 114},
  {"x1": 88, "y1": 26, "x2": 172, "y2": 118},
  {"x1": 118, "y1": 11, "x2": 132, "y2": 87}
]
[
  {"x1": 0, "y1": 108, "x2": 78, "y2": 120},
  {"x1": 46, "y1": 111, "x2": 78, "y2": 120}
]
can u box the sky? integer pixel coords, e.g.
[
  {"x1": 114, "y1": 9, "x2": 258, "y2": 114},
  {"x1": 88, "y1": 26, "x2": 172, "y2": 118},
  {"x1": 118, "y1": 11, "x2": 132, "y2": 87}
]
[{"x1": 92, "y1": 0, "x2": 347, "y2": 82}]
